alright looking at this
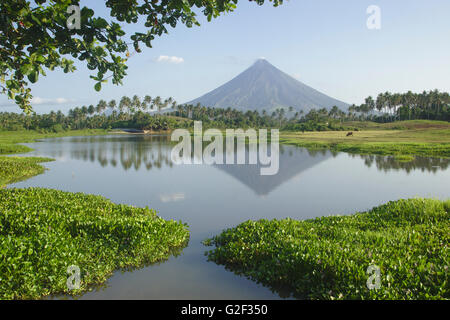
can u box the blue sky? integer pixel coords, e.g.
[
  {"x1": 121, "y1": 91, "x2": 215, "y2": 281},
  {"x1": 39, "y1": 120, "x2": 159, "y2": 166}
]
[{"x1": 2, "y1": 0, "x2": 450, "y2": 113}]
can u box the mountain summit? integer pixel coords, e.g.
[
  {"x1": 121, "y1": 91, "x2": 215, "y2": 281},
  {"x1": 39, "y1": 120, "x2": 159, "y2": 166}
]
[{"x1": 187, "y1": 59, "x2": 348, "y2": 112}]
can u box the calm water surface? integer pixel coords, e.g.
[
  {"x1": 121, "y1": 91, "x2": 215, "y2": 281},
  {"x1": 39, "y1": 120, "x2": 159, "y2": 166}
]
[{"x1": 10, "y1": 135, "x2": 450, "y2": 299}]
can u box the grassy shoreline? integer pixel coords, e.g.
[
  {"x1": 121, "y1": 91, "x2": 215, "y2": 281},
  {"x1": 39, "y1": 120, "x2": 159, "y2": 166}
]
[
  {"x1": 0, "y1": 129, "x2": 111, "y2": 188},
  {"x1": 0, "y1": 129, "x2": 110, "y2": 150},
  {"x1": 204, "y1": 198, "x2": 449, "y2": 300},
  {"x1": 279, "y1": 138, "x2": 450, "y2": 159},
  {"x1": 280, "y1": 121, "x2": 450, "y2": 159}
]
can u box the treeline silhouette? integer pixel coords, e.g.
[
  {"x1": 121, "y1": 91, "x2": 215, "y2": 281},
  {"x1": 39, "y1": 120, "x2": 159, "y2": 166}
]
[
  {"x1": 0, "y1": 90, "x2": 448, "y2": 132},
  {"x1": 349, "y1": 90, "x2": 450, "y2": 122}
]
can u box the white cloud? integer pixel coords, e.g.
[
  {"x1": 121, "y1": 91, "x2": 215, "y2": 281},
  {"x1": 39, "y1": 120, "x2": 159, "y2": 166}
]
[
  {"x1": 159, "y1": 193, "x2": 185, "y2": 203},
  {"x1": 31, "y1": 97, "x2": 71, "y2": 105},
  {"x1": 156, "y1": 55, "x2": 184, "y2": 64}
]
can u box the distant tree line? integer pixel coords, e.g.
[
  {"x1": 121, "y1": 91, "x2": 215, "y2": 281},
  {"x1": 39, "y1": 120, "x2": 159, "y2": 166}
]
[
  {"x1": 349, "y1": 90, "x2": 450, "y2": 122},
  {"x1": 0, "y1": 90, "x2": 448, "y2": 133},
  {"x1": 0, "y1": 94, "x2": 184, "y2": 132}
]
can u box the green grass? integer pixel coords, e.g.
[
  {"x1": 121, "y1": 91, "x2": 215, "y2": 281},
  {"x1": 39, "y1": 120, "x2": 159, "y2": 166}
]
[
  {"x1": 0, "y1": 188, "x2": 190, "y2": 299},
  {"x1": 204, "y1": 198, "x2": 449, "y2": 300},
  {"x1": 0, "y1": 143, "x2": 32, "y2": 155},
  {"x1": 0, "y1": 157, "x2": 53, "y2": 188},
  {"x1": 341, "y1": 120, "x2": 450, "y2": 131},
  {"x1": 0, "y1": 129, "x2": 110, "y2": 146},
  {"x1": 393, "y1": 154, "x2": 416, "y2": 162},
  {"x1": 281, "y1": 121, "x2": 450, "y2": 158}
]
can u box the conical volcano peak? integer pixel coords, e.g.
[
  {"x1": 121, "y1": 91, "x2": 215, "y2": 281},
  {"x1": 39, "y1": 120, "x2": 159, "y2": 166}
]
[
  {"x1": 254, "y1": 58, "x2": 269, "y2": 64},
  {"x1": 187, "y1": 60, "x2": 348, "y2": 112},
  {"x1": 252, "y1": 58, "x2": 273, "y2": 68}
]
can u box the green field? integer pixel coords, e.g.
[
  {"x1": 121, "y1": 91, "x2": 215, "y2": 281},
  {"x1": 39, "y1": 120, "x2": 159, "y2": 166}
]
[
  {"x1": 281, "y1": 120, "x2": 450, "y2": 159},
  {"x1": 204, "y1": 198, "x2": 449, "y2": 300}
]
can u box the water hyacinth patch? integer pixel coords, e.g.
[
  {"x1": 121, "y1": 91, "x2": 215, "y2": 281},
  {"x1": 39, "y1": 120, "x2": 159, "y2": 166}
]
[
  {"x1": 0, "y1": 143, "x2": 32, "y2": 155},
  {"x1": 0, "y1": 188, "x2": 190, "y2": 299},
  {"x1": 0, "y1": 156, "x2": 53, "y2": 188},
  {"x1": 204, "y1": 198, "x2": 449, "y2": 300}
]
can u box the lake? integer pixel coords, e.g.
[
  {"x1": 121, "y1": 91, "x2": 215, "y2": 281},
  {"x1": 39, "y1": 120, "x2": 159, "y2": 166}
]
[{"x1": 10, "y1": 134, "x2": 450, "y2": 299}]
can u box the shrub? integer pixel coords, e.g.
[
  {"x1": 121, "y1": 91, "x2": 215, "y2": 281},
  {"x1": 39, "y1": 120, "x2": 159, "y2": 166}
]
[
  {"x1": 51, "y1": 124, "x2": 64, "y2": 133},
  {"x1": 7, "y1": 124, "x2": 24, "y2": 131}
]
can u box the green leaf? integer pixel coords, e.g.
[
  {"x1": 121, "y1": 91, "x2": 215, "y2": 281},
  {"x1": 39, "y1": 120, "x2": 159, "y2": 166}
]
[{"x1": 28, "y1": 71, "x2": 38, "y2": 83}]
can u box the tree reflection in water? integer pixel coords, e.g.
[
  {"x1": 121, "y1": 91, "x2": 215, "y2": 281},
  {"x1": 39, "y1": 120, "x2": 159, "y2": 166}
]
[
  {"x1": 60, "y1": 135, "x2": 448, "y2": 175},
  {"x1": 350, "y1": 154, "x2": 449, "y2": 173}
]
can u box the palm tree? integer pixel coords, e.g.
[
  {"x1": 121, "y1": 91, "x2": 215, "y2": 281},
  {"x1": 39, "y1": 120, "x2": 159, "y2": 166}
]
[
  {"x1": 81, "y1": 106, "x2": 88, "y2": 118},
  {"x1": 277, "y1": 108, "x2": 285, "y2": 127},
  {"x1": 153, "y1": 96, "x2": 162, "y2": 115},
  {"x1": 329, "y1": 105, "x2": 340, "y2": 119},
  {"x1": 96, "y1": 100, "x2": 107, "y2": 114},
  {"x1": 132, "y1": 95, "x2": 141, "y2": 113},
  {"x1": 87, "y1": 105, "x2": 95, "y2": 116},
  {"x1": 161, "y1": 98, "x2": 172, "y2": 113},
  {"x1": 365, "y1": 96, "x2": 375, "y2": 116},
  {"x1": 119, "y1": 96, "x2": 131, "y2": 119},
  {"x1": 108, "y1": 99, "x2": 117, "y2": 120},
  {"x1": 171, "y1": 100, "x2": 177, "y2": 112},
  {"x1": 108, "y1": 99, "x2": 117, "y2": 111},
  {"x1": 143, "y1": 95, "x2": 152, "y2": 113},
  {"x1": 376, "y1": 93, "x2": 385, "y2": 113}
]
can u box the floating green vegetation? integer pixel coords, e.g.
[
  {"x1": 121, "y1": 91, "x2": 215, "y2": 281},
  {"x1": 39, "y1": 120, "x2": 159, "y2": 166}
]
[
  {"x1": 204, "y1": 198, "x2": 449, "y2": 300},
  {"x1": 0, "y1": 157, "x2": 53, "y2": 188},
  {"x1": 0, "y1": 143, "x2": 32, "y2": 155},
  {"x1": 0, "y1": 188, "x2": 190, "y2": 299}
]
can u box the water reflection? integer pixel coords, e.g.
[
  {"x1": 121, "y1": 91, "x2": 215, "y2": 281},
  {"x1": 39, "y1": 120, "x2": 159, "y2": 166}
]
[
  {"x1": 215, "y1": 147, "x2": 332, "y2": 195},
  {"x1": 353, "y1": 154, "x2": 449, "y2": 173},
  {"x1": 47, "y1": 135, "x2": 174, "y2": 171},
  {"x1": 40, "y1": 135, "x2": 449, "y2": 196}
]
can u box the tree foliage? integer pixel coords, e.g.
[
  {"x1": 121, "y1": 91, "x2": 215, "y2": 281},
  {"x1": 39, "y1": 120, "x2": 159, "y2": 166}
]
[
  {"x1": 0, "y1": 0, "x2": 283, "y2": 113},
  {"x1": 349, "y1": 90, "x2": 450, "y2": 122}
]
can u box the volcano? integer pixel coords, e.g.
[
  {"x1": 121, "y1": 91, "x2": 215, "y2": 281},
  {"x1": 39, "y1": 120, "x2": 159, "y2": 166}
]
[{"x1": 187, "y1": 59, "x2": 348, "y2": 112}]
